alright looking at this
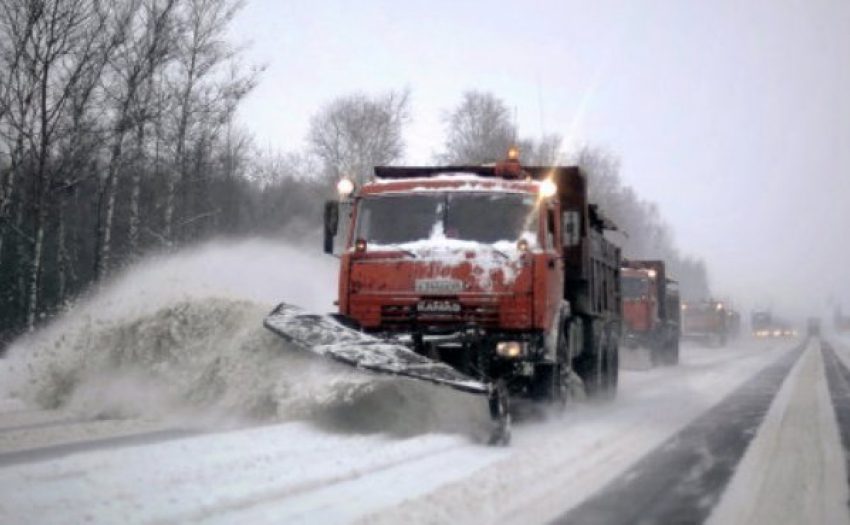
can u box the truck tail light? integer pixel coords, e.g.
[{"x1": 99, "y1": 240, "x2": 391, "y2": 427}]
[{"x1": 355, "y1": 238, "x2": 367, "y2": 253}]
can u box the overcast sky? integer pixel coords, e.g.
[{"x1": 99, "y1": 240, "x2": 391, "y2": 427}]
[{"x1": 230, "y1": 0, "x2": 850, "y2": 320}]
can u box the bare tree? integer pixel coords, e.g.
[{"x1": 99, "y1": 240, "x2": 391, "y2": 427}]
[
  {"x1": 0, "y1": 0, "x2": 42, "y2": 263},
  {"x1": 0, "y1": 0, "x2": 265, "y2": 343},
  {"x1": 95, "y1": 0, "x2": 180, "y2": 281},
  {"x1": 439, "y1": 90, "x2": 563, "y2": 166},
  {"x1": 572, "y1": 145, "x2": 712, "y2": 300},
  {"x1": 518, "y1": 133, "x2": 563, "y2": 165},
  {"x1": 438, "y1": 90, "x2": 515, "y2": 164},
  {"x1": 161, "y1": 0, "x2": 260, "y2": 243},
  {"x1": 1, "y1": 0, "x2": 119, "y2": 331},
  {"x1": 308, "y1": 89, "x2": 411, "y2": 186}
]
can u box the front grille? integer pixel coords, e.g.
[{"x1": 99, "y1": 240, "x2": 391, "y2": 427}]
[{"x1": 380, "y1": 302, "x2": 499, "y2": 330}]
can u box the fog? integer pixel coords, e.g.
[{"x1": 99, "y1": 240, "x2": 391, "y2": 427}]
[{"x1": 232, "y1": 0, "x2": 850, "y2": 321}]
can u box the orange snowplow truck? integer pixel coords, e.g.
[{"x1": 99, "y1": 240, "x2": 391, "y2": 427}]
[
  {"x1": 322, "y1": 156, "x2": 622, "y2": 403},
  {"x1": 681, "y1": 299, "x2": 728, "y2": 346},
  {"x1": 620, "y1": 260, "x2": 680, "y2": 365}
]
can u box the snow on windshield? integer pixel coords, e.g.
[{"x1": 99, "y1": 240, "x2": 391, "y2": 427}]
[{"x1": 354, "y1": 192, "x2": 538, "y2": 248}]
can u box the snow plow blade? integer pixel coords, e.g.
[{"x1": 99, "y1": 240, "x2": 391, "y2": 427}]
[{"x1": 263, "y1": 303, "x2": 489, "y2": 396}]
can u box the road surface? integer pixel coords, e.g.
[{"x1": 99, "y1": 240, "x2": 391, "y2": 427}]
[
  {"x1": 1, "y1": 244, "x2": 848, "y2": 524},
  {"x1": 2, "y1": 337, "x2": 849, "y2": 524}
]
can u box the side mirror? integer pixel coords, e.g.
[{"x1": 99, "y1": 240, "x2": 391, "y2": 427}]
[
  {"x1": 562, "y1": 210, "x2": 581, "y2": 247},
  {"x1": 324, "y1": 200, "x2": 339, "y2": 254}
]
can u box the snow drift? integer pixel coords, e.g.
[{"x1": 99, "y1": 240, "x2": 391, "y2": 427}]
[{"x1": 0, "y1": 239, "x2": 487, "y2": 435}]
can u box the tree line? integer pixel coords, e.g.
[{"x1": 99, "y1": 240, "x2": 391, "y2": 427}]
[
  {"x1": 0, "y1": 1, "x2": 710, "y2": 346},
  {"x1": 0, "y1": 0, "x2": 262, "y2": 342}
]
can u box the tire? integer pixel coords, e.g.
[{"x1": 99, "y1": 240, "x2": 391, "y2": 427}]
[
  {"x1": 532, "y1": 312, "x2": 570, "y2": 407},
  {"x1": 576, "y1": 319, "x2": 603, "y2": 398},
  {"x1": 600, "y1": 334, "x2": 618, "y2": 400}
]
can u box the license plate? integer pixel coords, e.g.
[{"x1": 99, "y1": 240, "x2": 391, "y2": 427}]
[
  {"x1": 417, "y1": 300, "x2": 462, "y2": 314},
  {"x1": 415, "y1": 279, "x2": 463, "y2": 294}
]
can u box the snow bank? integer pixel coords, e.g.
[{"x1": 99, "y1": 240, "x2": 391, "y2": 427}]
[
  {"x1": 0, "y1": 239, "x2": 486, "y2": 436},
  {"x1": 1, "y1": 239, "x2": 344, "y2": 421},
  {"x1": 0, "y1": 240, "x2": 342, "y2": 422}
]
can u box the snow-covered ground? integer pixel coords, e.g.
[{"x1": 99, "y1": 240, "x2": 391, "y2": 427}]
[
  {"x1": 708, "y1": 340, "x2": 850, "y2": 525},
  {"x1": 0, "y1": 241, "x2": 847, "y2": 524},
  {"x1": 0, "y1": 342, "x2": 799, "y2": 524}
]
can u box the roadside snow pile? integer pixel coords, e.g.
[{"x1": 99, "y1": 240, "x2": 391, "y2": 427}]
[
  {"x1": 1, "y1": 238, "x2": 485, "y2": 436},
  {"x1": 8, "y1": 298, "x2": 381, "y2": 421},
  {"x1": 0, "y1": 239, "x2": 369, "y2": 423}
]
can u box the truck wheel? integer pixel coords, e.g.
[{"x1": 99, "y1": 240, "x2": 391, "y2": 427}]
[
  {"x1": 600, "y1": 330, "x2": 618, "y2": 400},
  {"x1": 576, "y1": 320, "x2": 604, "y2": 398},
  {"x1": 532, "y1": 315, "x2": 570, "y2": 407}
]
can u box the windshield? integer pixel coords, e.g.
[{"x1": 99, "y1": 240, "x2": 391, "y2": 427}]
[
  {"x1": 354, "y1": 192, "x2": 538, "y2": 246},
  {"x1": 622, "y1": 276, "x2": 649, "y2": 299}
]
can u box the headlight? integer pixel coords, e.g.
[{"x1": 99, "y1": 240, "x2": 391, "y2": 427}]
[
  {"x1": 496, "y1": 341, "x2": 524, "y2": 358},
  {"x1": 337, "y1": 177, "x2": 355, "y2": 198},
  {"x1": 539, "y1": 179, "x2": 557, "y2": 198}
]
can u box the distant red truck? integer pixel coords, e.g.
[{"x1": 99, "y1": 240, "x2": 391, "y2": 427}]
[
  {"x1": 620, "y1": 260, "x2": 680, "y2": 365},
  {"x1": 681, "y1": 299, "x2": 728, "y2": 346}
]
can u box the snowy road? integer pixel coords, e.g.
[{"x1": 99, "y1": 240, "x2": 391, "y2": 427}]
[
  {"x1": 3, "y1": 338, "x2": 849, "y2": 524},
  {"x1": 1, "y1": 243, "x2": 848, "y2": 524}
]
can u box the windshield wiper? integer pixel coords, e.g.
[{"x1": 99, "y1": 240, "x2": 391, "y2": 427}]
[{"x1": 489, "y1": 247, "x2": 511, "y2": 260}]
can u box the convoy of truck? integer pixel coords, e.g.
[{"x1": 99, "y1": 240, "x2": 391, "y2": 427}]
[
  {"x1": 263, "y1": 148, "x2": 801, "y2": 446},
  {"x1": 751, "y1": 310, "x2": 797, "y2": 338}
]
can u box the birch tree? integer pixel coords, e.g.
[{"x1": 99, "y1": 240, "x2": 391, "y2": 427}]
[
  {"x1": 95, "y1": 0, "x2": 179, "y2": 280},
  {"x1": 438, "y1": 90, "x2": 514, "y2": 164},
  {"x1": 11, "y1": 0, "x2": 116, "y2": 331},
  {"x1": 0, "y1": 0, "x2": 41, "y2": 263},
  {"x1": 162, "y1": 0, "x2": 259, "y2": 244},
  {"x1": 439, "y1": 90, "x2": 563, "y2": 165}
]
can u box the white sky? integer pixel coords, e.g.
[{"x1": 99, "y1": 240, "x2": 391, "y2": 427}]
[{"x1": 231, "y1": 0, "x2": 850, "y2": 320}]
